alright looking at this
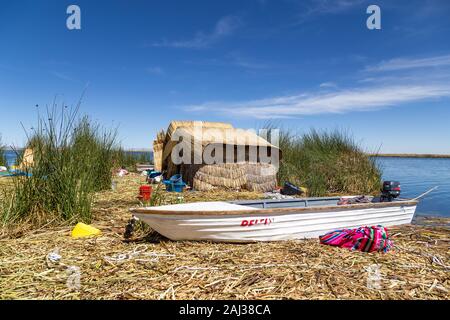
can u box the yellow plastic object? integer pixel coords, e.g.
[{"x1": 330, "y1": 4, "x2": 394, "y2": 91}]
[{"x1": 71, "y1": 223, "x2": 101, "y2": 239}]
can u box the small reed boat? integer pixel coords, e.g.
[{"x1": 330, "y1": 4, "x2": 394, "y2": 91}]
[{"x1": 129, "y1": 183, "x2": 423, "y2": 242}]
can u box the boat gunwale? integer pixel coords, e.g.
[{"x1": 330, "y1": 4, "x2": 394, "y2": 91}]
[{"x1": 130, "y1": 199, "x2": 418, "y2": 216}]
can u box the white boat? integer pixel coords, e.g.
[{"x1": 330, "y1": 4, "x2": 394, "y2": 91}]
[{"x1": 129, "y1": 196, "x2": 418, "y2": 242}]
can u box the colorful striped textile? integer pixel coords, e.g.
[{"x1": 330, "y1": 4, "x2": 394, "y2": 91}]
[{"x1": 319, "y1": 226, "x2": 393, "y2": 253}]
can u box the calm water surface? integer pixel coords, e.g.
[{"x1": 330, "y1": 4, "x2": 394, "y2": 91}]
[
  {"x1": 4, "y1": 150, "x2": 16, "y2": 166},
  {"x1": 377, "y1": 157, "x2": 450, "y2": 217},
  {"x1": 4, "y1": 151, "x2": 449, "y2": 217}
]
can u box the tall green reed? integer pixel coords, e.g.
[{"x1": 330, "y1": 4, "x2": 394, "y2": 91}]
[
  {"x1": 277, "y1": 129, "x2": 382, "y2": 196},
  {"x1": 1, "y1": 103, "x2": 118, "y2": 227},
  {"x1": 0, "y1": 135, "x2": 6, "y2": 167}
]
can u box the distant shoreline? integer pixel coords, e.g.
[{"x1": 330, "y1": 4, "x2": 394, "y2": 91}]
[
  {"x1": 371, "y1": 154, "x2": 450, "y2": 159},
  {"x1": 4, "y1": 148, "x2": 448, "y2": 159}
]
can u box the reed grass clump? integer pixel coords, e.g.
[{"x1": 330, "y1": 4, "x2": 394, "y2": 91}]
[
  {"x1": 1, "y1": 104, "x2": 118, "y2": 227},
  {"x1": 278, "y1": 129, "x2": 382, "y2": 196},
  {"x1": 0, "y1": 135, "x2": 6, "y2": 166},
  {"x1": 72, "y1": 117, "x2": 118, "y2": 191}
]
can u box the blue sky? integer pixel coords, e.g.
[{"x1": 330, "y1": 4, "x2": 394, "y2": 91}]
[{"x1": 1, "y1": 0, "x2": 450, "y2": 153}]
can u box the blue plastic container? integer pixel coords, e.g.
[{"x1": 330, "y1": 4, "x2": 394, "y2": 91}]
[
  {"x1": 169, "y1": 174, "x2": 183, "y2": 183},
  {"x1": 163, "y1": 174, "x2": 186, "y2": 192},
  {"x1": 148, "y1": 170, "x2": 162, "y2": 179}
]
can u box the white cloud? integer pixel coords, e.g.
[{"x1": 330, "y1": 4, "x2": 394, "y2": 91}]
[
  {"x1": 319, "y1": 82, "x2": 337, "y2": 88},
  {"x1": 365, "y1": 54, "x2": 450, "y2": 72},
  {"x1": 183, "y1": 52, "x2": 450, "y2": 119},
  {"x1": 183, "y1": 52, "x2": 270, "y2": 70},
  {"x1": 314, "y1": 0, "x2": 366, "y2": 13},
  {"x1": 295, "y1": 0, "x2": 367, "y2": 23},
  {"x1": 152, "y1": 15, "x2": 242, "y2": 49},
  {"x1": 227, "y1": 52, "x2": 269, "y2": 69},
  {"x1": 185, "y1": 84, "x2": 450, "y2": 119},
  {"x1": 50, "y1": 71, "x2": 77, "y2": 82},
  {"x1": 146, "y1": 66, "x2": 164, "y2": 75}
]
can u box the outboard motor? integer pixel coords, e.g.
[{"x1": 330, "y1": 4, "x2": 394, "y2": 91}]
[{"x1": 381, "y1": 181, "x2": 401, "y2": 202}]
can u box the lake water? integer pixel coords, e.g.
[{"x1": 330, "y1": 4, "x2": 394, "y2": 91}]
[
  {"x1": 4, "y1": 150, "x2": 17, "y2": 166},
  {"x1": 377, "y1": 157, "x2": 450, "y2": 217},
  {"x1": 3, "y1": 151, "x2": 449, "y2": 217}
]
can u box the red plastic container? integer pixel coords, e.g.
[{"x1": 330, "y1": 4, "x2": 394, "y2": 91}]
[{"x1": 138, "y1": 185, "x2": 152, "y2": 201}]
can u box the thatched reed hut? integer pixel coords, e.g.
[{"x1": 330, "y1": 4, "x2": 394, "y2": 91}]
[
  {"x1": 153, "y1": 121, "x2": 280, "y2": 192},
  {"x1": 18, "y1": 148, "x2": 34, "y2": 169}
]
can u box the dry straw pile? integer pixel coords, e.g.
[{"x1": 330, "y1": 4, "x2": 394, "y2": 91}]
[
  {"x1": 186, "y1": 163, "x2": 277, "y2": 192},
  {"x1": 0, "y1": 175, "x2": 448, "y2": 300},
  {"x1": 190, "y1": 164, "x2": 247, "y2": 191}
]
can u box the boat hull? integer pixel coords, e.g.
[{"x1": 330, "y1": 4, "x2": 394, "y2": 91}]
[{"x1": 133, "y1": 203, "x2": 417, "y2": 242}]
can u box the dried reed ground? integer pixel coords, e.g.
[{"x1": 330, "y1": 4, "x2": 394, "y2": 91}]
[{"x1": 0, "y1": 175, "x2": 448, "y2": 300}]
